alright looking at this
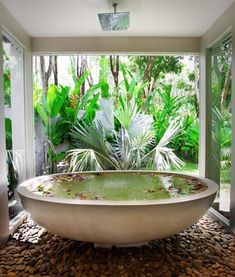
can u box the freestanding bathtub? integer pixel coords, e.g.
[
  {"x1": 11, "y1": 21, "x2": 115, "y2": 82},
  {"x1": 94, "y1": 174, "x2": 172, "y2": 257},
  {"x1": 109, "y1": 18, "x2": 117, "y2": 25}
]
[{"x1": 17, "y1": 171, "x2": 218, "y2": 246}]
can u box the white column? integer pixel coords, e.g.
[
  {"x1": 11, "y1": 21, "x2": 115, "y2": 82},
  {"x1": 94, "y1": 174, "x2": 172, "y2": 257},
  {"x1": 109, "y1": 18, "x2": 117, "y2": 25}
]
[
  {"x1": 24, "y1": 51, "x2": 35, "y2": 179},
  {"x1": 0, "y1": 30, "x2": 10, "y2": 242},
  {"x1": 199, "y1": 50, "x2": 209, "y2": 177},
  {"x1": 199, "y1": 52, "x2": 206, "y2": 177},
  {"x1": 10, "y1": 42, "x2": 26, "y2": 182}
]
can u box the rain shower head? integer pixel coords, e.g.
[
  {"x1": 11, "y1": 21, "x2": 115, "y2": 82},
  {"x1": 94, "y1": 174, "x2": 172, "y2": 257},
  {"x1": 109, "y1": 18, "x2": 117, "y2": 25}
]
[{"x1": 98, "y1": 3, "x2": 130, "y2": 31}]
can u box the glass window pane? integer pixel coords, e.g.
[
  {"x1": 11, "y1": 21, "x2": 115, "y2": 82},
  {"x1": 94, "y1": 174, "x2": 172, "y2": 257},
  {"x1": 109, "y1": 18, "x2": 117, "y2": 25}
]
[{"x1": 209, "y1": 36, "x2": 232, "y2": 219}]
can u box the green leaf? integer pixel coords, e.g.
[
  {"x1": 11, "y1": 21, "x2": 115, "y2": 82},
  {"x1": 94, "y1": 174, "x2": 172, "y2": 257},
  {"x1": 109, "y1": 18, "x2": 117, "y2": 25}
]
[
  {"x1": 79, "y1": 84, "x2": 101, "y2": 110},
  {"x1": 72, "y1": 70, "x2": 91, "y2": 95},
  {"x1": 36, "y1": 104, "x2": 48, "y2": 126},
  {"x1": 82, "y1": 93, "x2": 100, "y2": 123},
  {"x1": 47, "y1": 85, "x2": 57, "y2": 115},
  {"x1": 5, "y1": 118, "x2": 12, "y2": 150},
  {"x1": 120, "y1": 64, "x2": 129, "y2": 92},
  {"x1": 101, "y1": 81, "x2": 109, "y2": 98},
  {"x1": 99, "y1": 56, "x2": 110, "y2": 98},
  {"x1": 47, "y1": 85, "x2": 64, "y2": 117}
]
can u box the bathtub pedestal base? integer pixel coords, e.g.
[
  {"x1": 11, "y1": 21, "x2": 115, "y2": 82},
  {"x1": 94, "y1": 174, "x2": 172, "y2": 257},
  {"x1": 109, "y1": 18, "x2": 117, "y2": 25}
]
[{"x1": 94, "y1": 241, "x2": 148, "y2": 248}]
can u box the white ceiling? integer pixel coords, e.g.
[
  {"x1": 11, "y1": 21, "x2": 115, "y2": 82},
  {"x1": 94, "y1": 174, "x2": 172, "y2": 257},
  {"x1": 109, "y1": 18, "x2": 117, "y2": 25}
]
[{"x1": 1, "y1": 0, "x2": 234, "y2": 37}]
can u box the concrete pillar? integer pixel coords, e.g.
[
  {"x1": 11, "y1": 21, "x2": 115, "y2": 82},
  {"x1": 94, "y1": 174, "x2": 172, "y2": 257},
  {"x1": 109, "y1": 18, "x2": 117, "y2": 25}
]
[
  {"x1": 10, "y1": 37, "x2": 26, "y2": 183},
  {"x1": 0, "y1": 31, "x2": 10, "y2": 242}
]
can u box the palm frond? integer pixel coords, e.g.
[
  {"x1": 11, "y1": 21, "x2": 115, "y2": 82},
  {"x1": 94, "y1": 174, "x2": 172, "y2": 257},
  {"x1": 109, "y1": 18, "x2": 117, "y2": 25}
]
[
  {"x1": 71, "y1": 121, "x2": 109, "y2": 154},
  {"x1": 221, "y1": 160, "x2": 231, "y2": 169},
  {"x1": 70, "y1": 121, "x2": 120, "y2": 169},
  {"x1": 67, "y1": 149, "x2": 103, "y2": 172},
  {"x1": 128, "y1": 114, "x2": 154, "y2": 139},
  {"x1": 157, "y1": 120, "x2": 181, "y2": 147},
  {"x1": 221, "y1": 147, "x2": 231, "y2": 169},
  {"x1": 140, "y1": 120, "x2": 184, "y2": 170},
  {"x1": 146, "y1": 146, "x2": 184, "y2": 171},
  {"x1": 113, "y1": 128, "x2": 133, "y2": 170},
  {"x1": 115, "y1": 98, "x2": 138, "y2": 130},
  {"x1": 95, "y1": 98, "x2": 114, "y2": 134}
]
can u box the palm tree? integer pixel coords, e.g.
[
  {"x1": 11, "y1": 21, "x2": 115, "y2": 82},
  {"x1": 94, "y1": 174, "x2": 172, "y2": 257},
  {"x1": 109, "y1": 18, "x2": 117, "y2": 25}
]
[{"x1": 67, "y1": 97, "x2": 183, "y2": 172}]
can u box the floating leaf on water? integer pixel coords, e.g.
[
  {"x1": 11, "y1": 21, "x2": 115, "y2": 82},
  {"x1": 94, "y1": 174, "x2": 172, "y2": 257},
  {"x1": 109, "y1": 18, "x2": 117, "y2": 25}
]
[
  {"x1": 78, "y1": 175, "x2": 86, "y2": 181},
  {"x1": 150, "y1": 173, "x2": 157, "y2": 177},
  {"x1": 157, "y1": 186, "x2": 164, "y2": 191},
  {"x1": 144, "y1": 188, "x2": 155, "y2": 193},
  {"x1": 95, "y1": 173, "x2": 103, "y2": 176},
  {"x1": 101, "y1": 172, "x2": 109, "y2": 176},
  {"x1": 37, "y1": 184, "x2": 45, "y2": 192}
]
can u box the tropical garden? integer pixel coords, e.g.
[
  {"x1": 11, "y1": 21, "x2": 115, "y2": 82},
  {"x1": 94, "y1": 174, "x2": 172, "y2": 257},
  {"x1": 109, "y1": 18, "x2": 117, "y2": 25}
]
[
  {"x1": 3, "y1": 47, "x2": 232, "y2": 212},
  {"x1": 32, "y1": 55, "x2": 200, "y2": 175}
]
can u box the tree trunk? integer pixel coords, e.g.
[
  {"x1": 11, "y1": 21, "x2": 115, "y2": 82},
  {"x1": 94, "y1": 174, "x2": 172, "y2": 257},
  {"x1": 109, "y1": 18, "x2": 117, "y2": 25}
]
[
  {"x1": 221, "y1": 66, "x2": 231, "y2": 110},
  {"x1": 110, "y1": 55, "x2": 119, "y2": 87},
  {"x1": 75, "y1": 56, "x2": 93, "y2": 94},
  {"x1": 40, "y1": 56, "x2": 53, "y2": 93},
  {"x1": 143, "y1": 56, "x2": 155, "y2": 83},
  {"x1": 194, "y1": 56, "x2": 200, "y2": 117},
  {"x1": 52, "y1": 56, "x2": 58, "y2": 86}
]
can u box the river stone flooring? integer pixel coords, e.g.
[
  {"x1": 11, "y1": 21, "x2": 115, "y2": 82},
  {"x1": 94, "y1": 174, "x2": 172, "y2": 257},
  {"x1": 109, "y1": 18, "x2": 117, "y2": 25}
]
[{"x1": 0, "y1": 215, "x2": 235, "y2": 277}]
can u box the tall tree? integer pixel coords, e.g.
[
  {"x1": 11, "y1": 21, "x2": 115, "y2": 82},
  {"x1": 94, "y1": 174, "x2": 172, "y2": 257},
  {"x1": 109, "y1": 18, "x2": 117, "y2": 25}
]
[
  {"x1": 52, "y1": 56, "x2": 58, "y2": 86},
  {"x1": 188, "y1": 55, "x2": 200, "y2": 116},
  {"x1": 40, "y1": 56, "x2": 53, "y2": 93},
  {"x1": 109, "y1": 55, "x2": 119, "y2": 87},
  {"x1": 131, "y1": 56, "x2": 183, "y2": 87},
  {"x1": 221, "y1": 40, "x2": 232, "y2": 111},
  {"x1": 75, "y1": 55, "x2": 94, "y2": 95}
]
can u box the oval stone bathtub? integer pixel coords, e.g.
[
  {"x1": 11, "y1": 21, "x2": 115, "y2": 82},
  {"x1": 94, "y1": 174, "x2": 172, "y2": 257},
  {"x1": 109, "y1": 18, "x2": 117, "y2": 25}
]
[{"x1": 17, "y1": 171, "x2": 218, "y2": 246}]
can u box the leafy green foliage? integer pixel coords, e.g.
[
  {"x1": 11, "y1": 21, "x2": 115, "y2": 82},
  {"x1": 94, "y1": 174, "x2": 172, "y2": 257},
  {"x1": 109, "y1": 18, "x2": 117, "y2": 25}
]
[
  {"x1": 5, "y1": 118, "x2": 12, "y2": 150},
  {"x1": 99, "y1": 56, "x2": 110, "y2": 98},
  {"x1": 34, "y1": 72, "x2": 103, "y2": 144},
  {"x1": 172, "y1": 112, "x2": 199, "y2": 158},
  {"x1": 220, "y1": 111, "x2": 232, "y2": 169},
  {"x1": 68, "y1": 96, "x2": 183, "y2": 171},
  {"x1": 3, "y1": 49, "x2": 11, "y2": 106},
  {"x1": 130, "y1": 56, "x2": 183, "y2": 84},
  {"x1": 151, "y1": 84, "x2": 182, "y2": 142},
  {"x1": 32, "y1": 56, "x2": 206, "y2": 172}
]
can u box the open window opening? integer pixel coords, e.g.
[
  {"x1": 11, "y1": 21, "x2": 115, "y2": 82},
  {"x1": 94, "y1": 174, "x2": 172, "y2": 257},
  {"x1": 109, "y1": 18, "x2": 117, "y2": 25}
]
[{"x1": 33, "y1": 54, "x2": 200, "y2": 176}]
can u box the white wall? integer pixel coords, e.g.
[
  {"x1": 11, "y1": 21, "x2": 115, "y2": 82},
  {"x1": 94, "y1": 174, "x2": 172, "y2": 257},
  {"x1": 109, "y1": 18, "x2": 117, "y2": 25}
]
[{"x1": 31, "y1": 36, "x2": 200, "y2": 54}]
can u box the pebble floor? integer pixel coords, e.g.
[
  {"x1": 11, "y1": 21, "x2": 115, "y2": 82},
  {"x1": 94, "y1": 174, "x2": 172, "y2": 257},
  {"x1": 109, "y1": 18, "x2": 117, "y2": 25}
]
[{"x1": 0, "y1": 215, "x2": 235, "y2": 277}]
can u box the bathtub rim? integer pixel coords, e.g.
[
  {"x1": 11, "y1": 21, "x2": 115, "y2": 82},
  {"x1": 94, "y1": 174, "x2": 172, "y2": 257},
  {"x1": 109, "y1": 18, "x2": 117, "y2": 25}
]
[{"x1": 17, "y1": 170, "x2": 218, "y2": 206}]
